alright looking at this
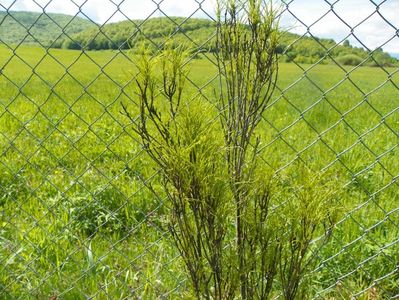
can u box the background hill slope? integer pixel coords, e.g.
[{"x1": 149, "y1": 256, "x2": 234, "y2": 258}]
[
  {"x1": 54, "y1": 16, "x2": 399, "y2": 67},
  {"x1": 0, "y1": 11, "x2": 96, "y2": 46},
  {"x1": 0, "y1": 11, "x2": 397, "y2": 67}
]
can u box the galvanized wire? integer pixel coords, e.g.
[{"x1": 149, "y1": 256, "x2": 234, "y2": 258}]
[{"x1": 0, "y1": 0, "x2": 398, "y2": 299}]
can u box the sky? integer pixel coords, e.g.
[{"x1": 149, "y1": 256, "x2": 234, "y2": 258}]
[{"x1": 1, "y1": 0, "x2": 398, "y2": 53}]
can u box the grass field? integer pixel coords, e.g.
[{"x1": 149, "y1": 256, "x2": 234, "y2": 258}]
[{"x1": 0, "y1": 45, "x2": 398, "y2": 299}]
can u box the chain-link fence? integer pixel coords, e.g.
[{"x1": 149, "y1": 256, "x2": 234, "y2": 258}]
[{"x1": 0, "y1": 0, "x2": 398, "y2": 299}]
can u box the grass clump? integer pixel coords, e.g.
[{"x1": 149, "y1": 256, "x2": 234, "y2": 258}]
[{"x1": 60, "y1": 187, "x2": 132, "y2": 236}]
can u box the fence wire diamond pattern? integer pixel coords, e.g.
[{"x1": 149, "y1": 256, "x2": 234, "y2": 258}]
[{"x1": 0, "y1": 0, "x2": 398, "y2": 299}]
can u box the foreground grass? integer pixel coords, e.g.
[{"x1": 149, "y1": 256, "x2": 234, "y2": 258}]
[{"x1": 0, "y1": 45, "x2": 398, "y2": 299}]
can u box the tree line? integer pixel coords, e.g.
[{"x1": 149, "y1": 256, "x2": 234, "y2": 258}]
[
  {"x1": 1, "y1": 11, "x2": 397, "y2": 67},
  {"x1": 53, "y1": 17, "x2": 398, "y2": 67}
]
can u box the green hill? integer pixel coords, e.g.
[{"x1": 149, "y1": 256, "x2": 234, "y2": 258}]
[
  {"x1": 0, "y1": 11, "x2": 397, "y2": 67},
  {"x1": 278, "y1": 33, "x2": 398, "y2": 67},
  {"x1": 56, "y1": 16, "x2": 398, "y2": 67},
  {"x1": 0, "y1": 11, "x2": 96, "y2": 47},
  {"x1": 53, "y1": 17, "x2": 216, "y2": 52}
]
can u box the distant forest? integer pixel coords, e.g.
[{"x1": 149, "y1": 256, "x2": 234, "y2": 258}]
[{"x1": 1, "y1": 11, "x2": 397, "y2": 67}]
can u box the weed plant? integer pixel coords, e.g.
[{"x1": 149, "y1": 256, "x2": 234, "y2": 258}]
[{"x1": 119, "y1": 1, "x2": 363, "y2": 299}]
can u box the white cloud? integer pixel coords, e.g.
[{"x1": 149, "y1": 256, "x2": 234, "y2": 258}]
[
  {"x1": 1, "y1": 0, "x2": 218, "y2": 22},
  {"x1": 1, "y1": 0, "x2": 398, "y2": 53},
  {"x1": 280, "y1": 0, "x2": 399, "y2": 53}
]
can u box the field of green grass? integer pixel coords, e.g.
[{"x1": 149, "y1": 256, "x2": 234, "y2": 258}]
[{"x1": 0, "y1": 45, "x2": 398, "y2": 299}]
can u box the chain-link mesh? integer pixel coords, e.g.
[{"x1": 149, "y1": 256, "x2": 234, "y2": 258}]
[{"x1": 0, "y1": 0, "x2": 398, "y2": 299}]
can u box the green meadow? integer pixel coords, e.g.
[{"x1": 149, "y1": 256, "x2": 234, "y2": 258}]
[{"x1": 0, "y1": 45, "x2": 398, "y2": 299}]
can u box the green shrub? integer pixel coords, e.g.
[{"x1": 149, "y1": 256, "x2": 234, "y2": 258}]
[
  {"x1": 61, "y1": 39, "x2": 81, "y2": 50},
  {"x1": 122, "y1": 1, "x2": 341, "y2": 298},
  {"x1": 337, "y1": 54, "x2": 363, "y2": 66},
  {"x1": 367, "y1": 50, "x2": 398, "y2": 67},
  {"x1": 56, "y1": 187, "x2": 132, "y2": 236}
]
